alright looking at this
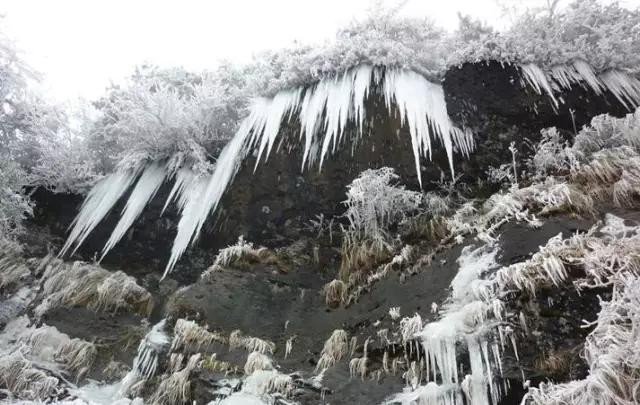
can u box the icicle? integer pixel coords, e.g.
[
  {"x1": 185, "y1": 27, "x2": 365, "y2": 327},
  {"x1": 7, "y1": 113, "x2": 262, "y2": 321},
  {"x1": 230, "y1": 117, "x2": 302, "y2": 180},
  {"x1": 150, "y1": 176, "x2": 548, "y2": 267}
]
[
  {"x1": 600, "y1": 70, "x2": 640, "y2": 110},
  {"x1": 383, "y1": 69, "x2": 463, "y2": 185},
  {"x1": 164, "y1": 119, "x2": 253, "y2": 277},
  {"x1": 572, "y1": 60, "x2": 603, "y2": 95},
  {"x1": 250, "y1": 89, "x2": 303, "y2": 170},
  {"x1": 101, "y1": 162, "x2": 167, "y2": 261},
  {"x1": 60, "y1": 169, "x2": 139, "y2": 257},
  {"x1": 161, "y1": 168, "x2": 197, "y2": 215},
  {"x1": 550, "y1": 65, "x2": 580, "y2": 90},
  {"x1": 118, "y1": 319, "x2": 169, "y2": 398},
  {"x1": 520, "y1": 64, "x2": 558, "y2": 108}
]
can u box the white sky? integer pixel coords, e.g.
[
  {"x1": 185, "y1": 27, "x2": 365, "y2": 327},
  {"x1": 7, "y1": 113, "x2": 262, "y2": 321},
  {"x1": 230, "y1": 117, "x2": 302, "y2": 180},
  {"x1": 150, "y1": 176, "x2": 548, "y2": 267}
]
[{"x1": 1, "y1": 0, "x2": 638, "y2": 102}]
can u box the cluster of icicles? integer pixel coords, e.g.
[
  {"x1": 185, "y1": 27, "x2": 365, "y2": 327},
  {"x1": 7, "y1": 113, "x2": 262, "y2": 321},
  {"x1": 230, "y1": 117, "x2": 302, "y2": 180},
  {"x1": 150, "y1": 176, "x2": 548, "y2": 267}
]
[
  {"x1": 520, "y1": 59, "x2": 640, "y2": 110},
  {"x1": 60, "y1": 60, "x2": 640, "y2": 275},
  {"x1": 60, "y1": 65, "x2": 474, "y2": 275},
  {"x1": 387, "y1": 243, "x2": 515, "y2": 405}
]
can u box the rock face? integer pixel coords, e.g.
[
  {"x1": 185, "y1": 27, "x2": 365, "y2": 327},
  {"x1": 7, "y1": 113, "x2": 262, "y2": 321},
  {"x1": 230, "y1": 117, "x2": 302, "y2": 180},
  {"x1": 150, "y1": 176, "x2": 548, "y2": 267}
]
[{"x1": 10, "y1": 61, "x2": 638, "y2": 404}]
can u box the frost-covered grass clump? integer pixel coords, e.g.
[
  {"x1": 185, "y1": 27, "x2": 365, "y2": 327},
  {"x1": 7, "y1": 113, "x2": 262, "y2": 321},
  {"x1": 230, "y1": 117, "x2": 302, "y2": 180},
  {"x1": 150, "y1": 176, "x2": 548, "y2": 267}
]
[
  {"x1": 340, "y1": 167, "x2": 422, "y2": 277},
  {"x1": 35, "y1": 258, "x2": 153, "y2": 317},
  {"x1": 529, "y1": 108, "x2": 640, "y2": 209},
  {"x1": 170, "y1": 319, "x2": 226, "y2": 353}
]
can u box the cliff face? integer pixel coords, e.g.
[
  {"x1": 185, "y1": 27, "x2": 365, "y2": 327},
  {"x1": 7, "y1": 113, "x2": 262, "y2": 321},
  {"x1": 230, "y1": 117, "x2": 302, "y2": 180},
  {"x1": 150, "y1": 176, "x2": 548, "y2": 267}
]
[{"x1": 9, "y1": 61, "x2": 636, "y2": 405}]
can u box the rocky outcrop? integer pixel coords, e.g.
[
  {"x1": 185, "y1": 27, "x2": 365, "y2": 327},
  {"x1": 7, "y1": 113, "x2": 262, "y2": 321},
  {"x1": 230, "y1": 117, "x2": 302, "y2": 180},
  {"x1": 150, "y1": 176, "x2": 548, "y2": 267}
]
[{"x1": 9, "y1": 61, "x2": 640, "y2": 404}]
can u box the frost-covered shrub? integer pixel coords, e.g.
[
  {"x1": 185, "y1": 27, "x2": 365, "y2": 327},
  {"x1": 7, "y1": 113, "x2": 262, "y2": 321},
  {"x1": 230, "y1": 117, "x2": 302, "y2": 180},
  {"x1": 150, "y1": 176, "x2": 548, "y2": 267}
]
[
  {"x1": 245, "y1": 4, "x2": 448, "y2": 96},
  {"x1": 527, "y1": 109, "x2": 640, "y2": 208},
  {"x1": 340, "y1": 167, "x2": 422, "y2": 275},
  {"x1": 528, "y1": 128, "x2": 573, "y2": 178},
  {"x1": 29, "y1": 104, "x2": 102, "y2": 193},
  {"x1": 0, "y1": 159, "x2": 33, "y2": 242},
  {"x1": 87, "y1": 64, "x2": 249, "y2": 172},
  {"x1": 343, "y1": 167, "x2": 422, "y2": 243},
  {"x1": 451, "y1": 0, "x2": 640, "y2": 72}
]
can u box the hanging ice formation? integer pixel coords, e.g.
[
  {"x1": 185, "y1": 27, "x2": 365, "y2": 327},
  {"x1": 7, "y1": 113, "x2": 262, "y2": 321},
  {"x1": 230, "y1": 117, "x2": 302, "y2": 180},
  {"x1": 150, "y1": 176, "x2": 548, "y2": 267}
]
[
  {"x1": 118, "y1": 319, "x2": 170, "y2": 397},
  {"x1": 387, "y1": 244, "x2": 515, "y2": 405},
  {"x1": 60, "y1": 65, "x2": 473, "y2": 275},
  {"x1": 520, "y1": 60, "x2": 640, "y2": 110}
]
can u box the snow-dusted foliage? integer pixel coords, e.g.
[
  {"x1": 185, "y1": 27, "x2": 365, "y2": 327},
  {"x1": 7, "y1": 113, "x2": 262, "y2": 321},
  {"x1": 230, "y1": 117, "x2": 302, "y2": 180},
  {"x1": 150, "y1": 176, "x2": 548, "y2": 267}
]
[
  {"x1": 451, "y1": 0, "x2": 640, "y2": 72},
  {"x1": 528, "y1": 109, "x2": 640, "y2": 209},
  {"x1": 87, "y1": 65, "x2": 248, "y2": 172},
  {"x1": 452, "y1": 2, "x2": 640, "y2": 112},
  {"x1": 0, "y1": 159, "x2": 33, "y2": 242},
  {"x1": 245, "y1": 3, "x2": 448, "y2": 96}
]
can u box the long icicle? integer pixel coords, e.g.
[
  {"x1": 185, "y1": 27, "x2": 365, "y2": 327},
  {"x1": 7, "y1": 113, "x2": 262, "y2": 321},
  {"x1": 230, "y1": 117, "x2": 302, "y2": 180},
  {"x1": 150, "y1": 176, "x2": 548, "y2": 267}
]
[
  {"x1": 100, "y1": 162, "x2": 168, "y2": 261},
  {"x1": 59, "y1": 169, "x2": 140, "y2": 257}
]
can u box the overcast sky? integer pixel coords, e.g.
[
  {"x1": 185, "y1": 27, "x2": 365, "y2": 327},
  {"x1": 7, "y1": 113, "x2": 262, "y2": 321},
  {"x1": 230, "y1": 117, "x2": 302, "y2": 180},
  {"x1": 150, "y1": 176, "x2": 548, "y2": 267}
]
[{"x1": 1, "y1": 0, "x2": 638, "y2": 102}]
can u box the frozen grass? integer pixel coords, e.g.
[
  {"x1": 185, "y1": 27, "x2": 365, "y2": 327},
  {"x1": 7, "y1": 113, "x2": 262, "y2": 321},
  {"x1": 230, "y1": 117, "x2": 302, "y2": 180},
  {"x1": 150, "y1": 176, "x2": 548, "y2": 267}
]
[
  {"x1": 243, "y1": 352, "x2": 273, "y2": 375},
  {"x1": 316, "y1": 329, "x2": 349, "y2": 371},
  {"x1": 35, "y1": 259, "x2": 152, "y2": 317},
  {"x1": 0, "y1": 351, "x2": 61, "y2": 401},
  {"x1": 0, "y1": 243, "x2": 31, "y2": 291},
  {"x1": 322, "y1": 279, "x2": 346, "y2": 307},
  {"x1": 228, "y1": 330, "x2": 275, "y2": 355},
  {"x1": 55, "y1": 338, "x2": 97, "y2": 380},
  {"x1": 170, "y1": 319, "x2": 226, "y2": 353},
  {"x1": 150, "y1": 353, "x2": 201, "y2": 405},
  {"x1": 213, "y1": 236, "x2": 277, "y2": 268}
]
